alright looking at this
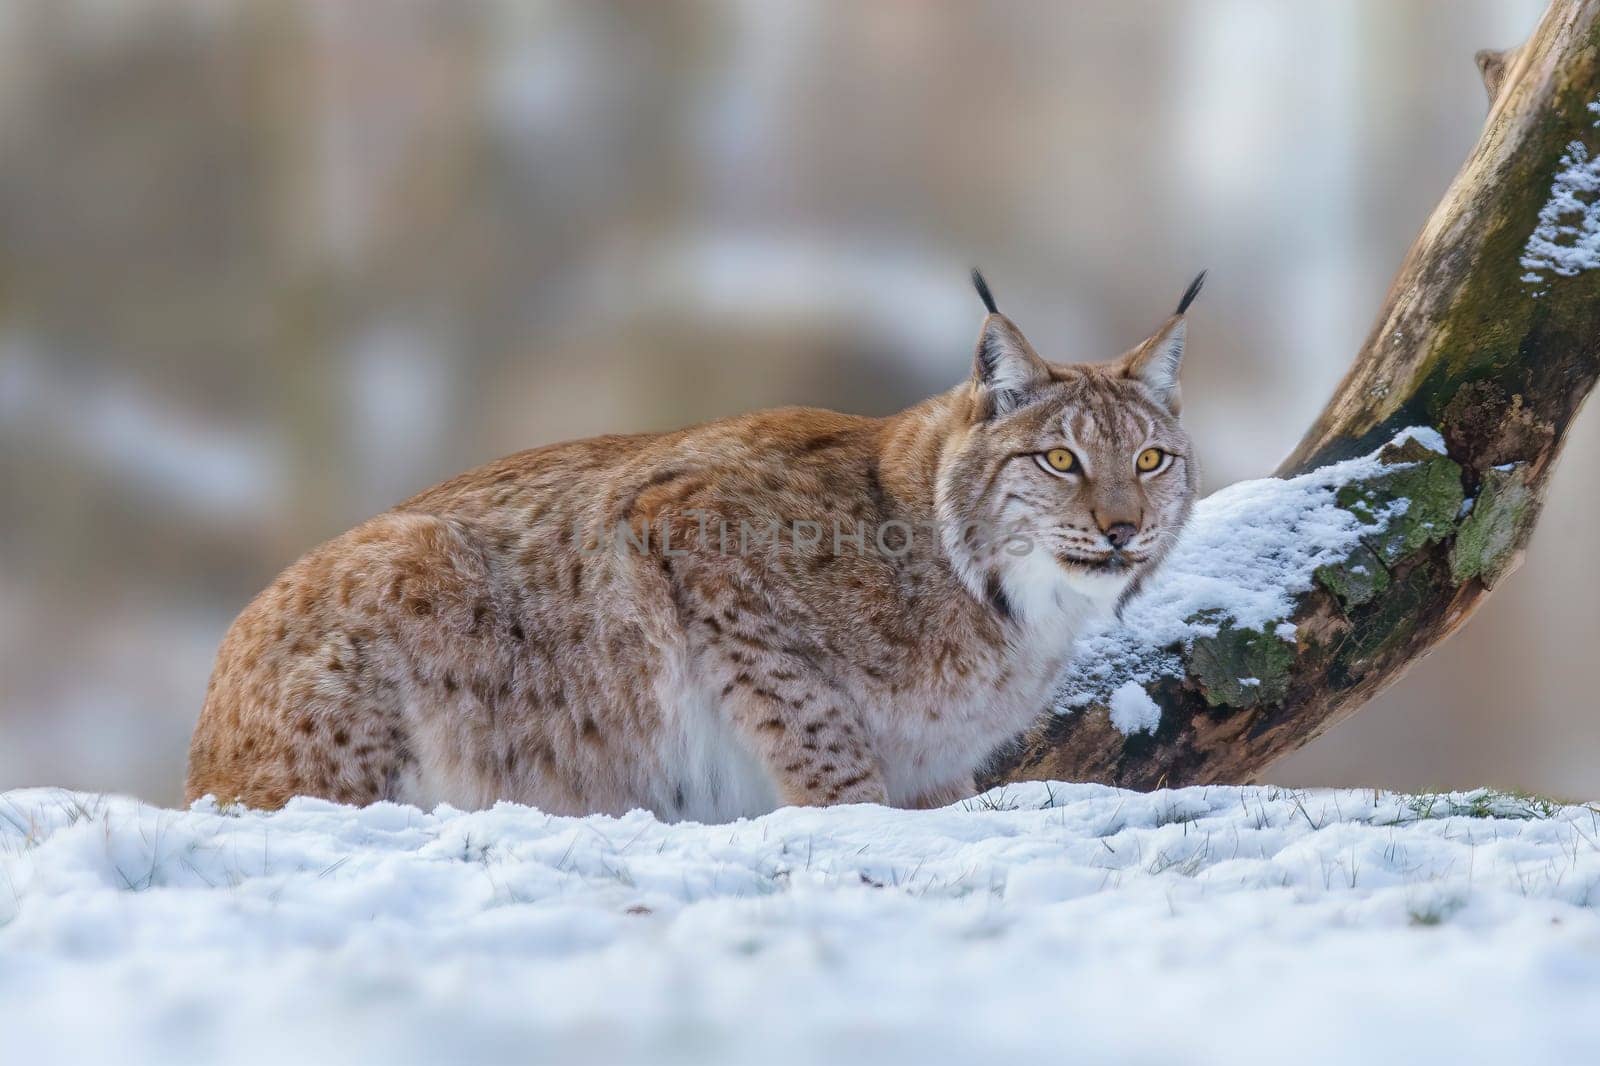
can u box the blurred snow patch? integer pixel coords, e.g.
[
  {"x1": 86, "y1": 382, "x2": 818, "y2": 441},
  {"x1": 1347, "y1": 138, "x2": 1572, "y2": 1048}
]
[{"x1": 0, "y1": 334, "x2": 284, "y2": 520}]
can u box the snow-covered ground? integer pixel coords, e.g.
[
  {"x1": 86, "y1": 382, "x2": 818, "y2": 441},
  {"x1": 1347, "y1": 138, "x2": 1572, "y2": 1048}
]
[{"x1": 3, "y1": 784, "x2": 1598, "y2": 1065}]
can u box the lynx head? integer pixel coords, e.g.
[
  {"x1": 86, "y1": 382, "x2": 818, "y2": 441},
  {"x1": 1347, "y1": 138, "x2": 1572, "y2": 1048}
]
[{"x1": 937, "y1": 270, "x2": 1203, "y2": 621}]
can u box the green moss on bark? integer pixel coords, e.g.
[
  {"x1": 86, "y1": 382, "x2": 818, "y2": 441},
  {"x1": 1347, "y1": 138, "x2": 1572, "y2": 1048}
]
[
  {"x1": 1189, "y1": 622, "x2": 1295, "y2": 709},
  {"x1": 1315, "y1": 543, "x2": 1391, "y2": 609},
  {"x1": 1334, "y1": 443, "x2": 1464, "y2": 566},
  {"x1": 1346, "y1": 564, "x2": 1435, "y2": 666},
  {"x1": 1450, "y1": 463, "x2": 1533, "y2": 587}
]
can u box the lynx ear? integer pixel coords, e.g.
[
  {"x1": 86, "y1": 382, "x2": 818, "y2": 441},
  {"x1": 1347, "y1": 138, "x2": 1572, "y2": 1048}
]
[
  {"x1": 1121, "y1": 270, "x2": 1204, "y2": 413},
  {"x1": 1123, "y1": 318, "x2": 1186, "y2": 411},
  {"x1": 970, "y1": 270, "x2": 1050, "y2": 418}
]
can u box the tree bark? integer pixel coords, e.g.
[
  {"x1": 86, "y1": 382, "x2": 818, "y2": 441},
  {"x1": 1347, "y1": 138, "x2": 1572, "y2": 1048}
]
[{"x1": 983, "y1": 0, "x2": 1600, "y2": 791}]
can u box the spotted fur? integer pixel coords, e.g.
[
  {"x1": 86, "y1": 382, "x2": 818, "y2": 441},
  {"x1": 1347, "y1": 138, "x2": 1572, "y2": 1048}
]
[{"x1": 186, "y1": 276, "x2": 1202, "y2": 818}]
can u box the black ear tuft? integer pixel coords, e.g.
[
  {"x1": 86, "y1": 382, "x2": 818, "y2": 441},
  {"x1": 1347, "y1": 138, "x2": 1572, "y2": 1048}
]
[
  {"x1": 971, "y1": 269, "x2": 999, "y2": 315},
  {"x1": 1175, "y1": 269, "x2": 1207, "y2": 315}
]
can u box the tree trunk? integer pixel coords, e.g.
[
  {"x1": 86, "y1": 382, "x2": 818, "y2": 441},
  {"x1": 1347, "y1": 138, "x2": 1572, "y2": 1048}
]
[{"x1": 983, "y1": 0, "x2": 1600, "y2": 791}]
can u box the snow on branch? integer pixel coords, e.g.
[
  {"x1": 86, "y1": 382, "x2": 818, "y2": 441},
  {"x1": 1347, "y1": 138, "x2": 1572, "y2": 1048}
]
[
  {"x1": 1521, "y1": 96, "x2": 1600, "y2": 286},
  {"x1": 1053, "y1": 428, "x2": 1463, "y2": 737}
]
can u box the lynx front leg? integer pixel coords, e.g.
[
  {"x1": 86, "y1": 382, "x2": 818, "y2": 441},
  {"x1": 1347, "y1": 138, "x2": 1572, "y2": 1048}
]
[
  {"x1": 906, "y1": 775, "x2": 977, "y2": 810},
  {"x1": 710, "y1": 657, "x2": 886, "y2": 808}
]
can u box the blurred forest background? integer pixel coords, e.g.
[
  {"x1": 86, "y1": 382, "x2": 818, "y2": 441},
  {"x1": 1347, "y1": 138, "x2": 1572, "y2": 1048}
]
[{"x1": 2, "y1": 1, "x2": 1594, "y2": 805}]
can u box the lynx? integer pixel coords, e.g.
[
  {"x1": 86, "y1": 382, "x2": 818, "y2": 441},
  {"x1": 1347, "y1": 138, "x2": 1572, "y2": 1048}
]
[{"x1": 187, "y1": 271, "x2": 1203, "y2": 818}]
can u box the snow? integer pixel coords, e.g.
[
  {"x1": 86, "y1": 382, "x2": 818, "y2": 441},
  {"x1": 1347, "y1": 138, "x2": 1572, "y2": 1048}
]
[
  {"x1": 2, "y1": 783, "x2": 1597, "y2": 1065},
  {"x1": 1107, "y1": 679, "x2": 1161, "y2": 735},
  {"x1": 1520, "y1": 97, "x2": 1600, "y2": 285},
  {"x1": 1392, "y1": 425, "x2": 1447, "y2": 453},
  {"x1": 1056, "y1": 432, "x2": 1422, "y2": 715}
]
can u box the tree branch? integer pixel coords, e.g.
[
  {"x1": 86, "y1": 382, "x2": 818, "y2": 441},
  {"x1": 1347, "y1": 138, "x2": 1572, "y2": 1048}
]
[
  {"x1": 1476, "y1": 47, "x2": 1523, "y2": 103},
  {"x1": 983, "y1": 0, "x2": 1600, "y2": 791}
]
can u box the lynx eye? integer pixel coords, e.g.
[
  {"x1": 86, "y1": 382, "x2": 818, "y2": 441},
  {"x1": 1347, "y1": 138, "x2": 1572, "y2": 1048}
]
[
  {"x1": 1136, "y1": 447, "x2": 1168, "y2": 473},
  {"x1": 1036, "y1": 448, "x2": 1079, "y2": 476}
]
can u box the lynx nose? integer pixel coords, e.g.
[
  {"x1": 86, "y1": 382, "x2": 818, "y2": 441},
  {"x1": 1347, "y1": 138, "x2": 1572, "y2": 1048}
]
[{"x1": 1103, "y1": 522, "x2": 1138, "y2": 550}]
